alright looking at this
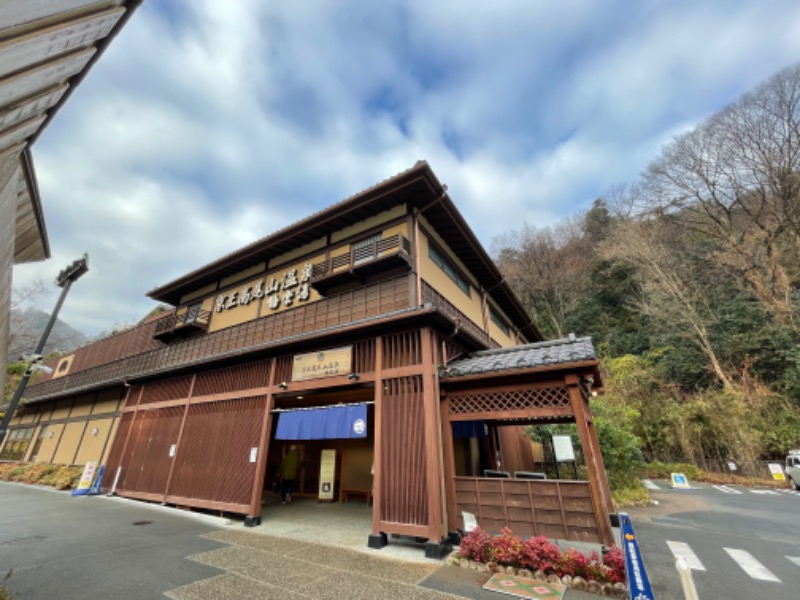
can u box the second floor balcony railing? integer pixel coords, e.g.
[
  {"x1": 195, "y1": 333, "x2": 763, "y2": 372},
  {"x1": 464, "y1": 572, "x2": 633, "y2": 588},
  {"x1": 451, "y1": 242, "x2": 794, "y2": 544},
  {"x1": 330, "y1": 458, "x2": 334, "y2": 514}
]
[
  {"x1": 310, "y1": 233, "x2": 411, "y2": 294},
  {"x1": 153, "y1": 308, "x2": 211, "y2": 341}
]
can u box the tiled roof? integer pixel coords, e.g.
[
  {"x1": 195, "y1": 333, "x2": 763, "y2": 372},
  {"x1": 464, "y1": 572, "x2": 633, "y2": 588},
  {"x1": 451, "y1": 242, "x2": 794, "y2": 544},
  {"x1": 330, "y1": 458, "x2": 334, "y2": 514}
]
[{"x1": 442, "y1": 335, "x2": 596, "y2": 378}]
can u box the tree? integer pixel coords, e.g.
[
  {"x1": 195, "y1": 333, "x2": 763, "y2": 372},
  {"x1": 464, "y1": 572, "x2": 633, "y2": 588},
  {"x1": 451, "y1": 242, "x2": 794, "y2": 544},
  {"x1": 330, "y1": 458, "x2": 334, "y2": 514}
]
[
  {"x1": 601, "y1": 217, "x2": 735, "y2": 389},
  {"x1": 642, "y1": 63, "x2": 800, "y2": 332},
  {"x1": 493, "y1": 219, "x2": 593, "y2": 338}
]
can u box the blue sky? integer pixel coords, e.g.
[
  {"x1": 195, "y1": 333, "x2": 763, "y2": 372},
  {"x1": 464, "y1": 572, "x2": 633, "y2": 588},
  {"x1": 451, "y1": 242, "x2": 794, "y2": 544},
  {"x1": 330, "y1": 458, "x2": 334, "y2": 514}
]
[{"x1": 13, "y1": 0, "x2": 800, "y2": 336}]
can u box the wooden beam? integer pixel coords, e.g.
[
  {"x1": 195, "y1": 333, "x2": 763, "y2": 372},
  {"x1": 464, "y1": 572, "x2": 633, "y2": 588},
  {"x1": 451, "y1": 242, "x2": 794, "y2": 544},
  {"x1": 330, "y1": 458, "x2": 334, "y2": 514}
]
[
  {"x1": 566, "y1": 374, "x2": 614, "y2": 547},
  {"x1": 441, "y1": 393, "x2": 458, "y2": 533},
  {"x1": 448, "y1": 406, "x2": 573, "y2": 422},
  {"x1": 421, "y1": 327, "x2": 445, "y2": 541},
  {"x1": 371, "y1": 336, "x2": 383, "y2": 535},
  {"x1": 247, "y1": 359, "x2": 277, "y2": 518}
]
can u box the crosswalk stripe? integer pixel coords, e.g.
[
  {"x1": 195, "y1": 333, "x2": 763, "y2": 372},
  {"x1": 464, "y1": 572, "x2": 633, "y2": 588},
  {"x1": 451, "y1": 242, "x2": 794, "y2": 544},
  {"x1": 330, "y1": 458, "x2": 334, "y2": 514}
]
[
  {"x1": 788, "y1": 556, "x2": 800, "y2": 568},
  {"x1": 724, "y1": 548, "x2": 781, "y2": 582},
  {"x1": 713, "y1": 485, "x2": 742, "y2": 494},
  {"x1": 642, "y1": 479, "x2": 660, "y2": 490},
  {"x1": 666, "y1": 541, "x2": 705, "y2": 571}
]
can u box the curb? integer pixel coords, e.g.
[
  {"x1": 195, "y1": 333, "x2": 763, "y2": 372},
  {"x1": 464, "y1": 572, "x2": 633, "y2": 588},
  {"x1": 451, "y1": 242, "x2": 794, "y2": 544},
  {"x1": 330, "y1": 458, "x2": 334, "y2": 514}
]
[{"x1": 98, "y1": 494, "x2": 234, "y2": 528}]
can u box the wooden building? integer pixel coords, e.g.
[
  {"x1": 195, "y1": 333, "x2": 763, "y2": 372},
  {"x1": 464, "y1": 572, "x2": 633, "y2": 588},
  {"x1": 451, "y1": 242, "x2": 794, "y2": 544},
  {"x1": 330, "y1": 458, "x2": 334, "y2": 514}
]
[{"x1": 6, "y1": 161, "x2": 613, "y2": 556}]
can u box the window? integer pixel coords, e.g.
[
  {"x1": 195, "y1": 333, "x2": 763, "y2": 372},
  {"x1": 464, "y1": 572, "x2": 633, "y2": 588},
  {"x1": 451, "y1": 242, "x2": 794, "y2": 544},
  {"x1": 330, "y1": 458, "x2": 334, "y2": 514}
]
[
  {"x1": 429, "y1": 244, "x2": 470, "y2": 295},
  {"x1": 352, "y1": 233, "x2": 382, "y2": 266},
  {"x1": 0, "y1": 427, "x2": 35, "y2": 461},
  {"x1": 490, "y1": 308, "x2": 510, "y2": 336}
]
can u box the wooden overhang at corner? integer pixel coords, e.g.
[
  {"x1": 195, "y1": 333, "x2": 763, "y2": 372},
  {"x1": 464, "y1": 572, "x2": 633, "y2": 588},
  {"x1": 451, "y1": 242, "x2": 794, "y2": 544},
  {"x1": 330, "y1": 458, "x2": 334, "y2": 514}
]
[
  {"x1": 145, "y1": 160, "x2": 543, "y2": 343},
  {"x1": 0, "y1": 0, "x2": 145, "y2": 264},
  {"x1": 440, "y1": 335, "x2": 605, "y2": 394}
]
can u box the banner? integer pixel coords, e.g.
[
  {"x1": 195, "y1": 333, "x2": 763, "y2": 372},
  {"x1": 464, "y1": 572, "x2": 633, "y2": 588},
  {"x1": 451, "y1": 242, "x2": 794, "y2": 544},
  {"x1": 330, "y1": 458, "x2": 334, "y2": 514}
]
[
  {"x1": 318, "y1": 449, "x2": 336, "y2": 501},
  {"x1": 88, "y1": 465, "x2": 106, "y2": 495},
  {"x1": 619, "y1": 513, "x2": 655, "y2": 600}
]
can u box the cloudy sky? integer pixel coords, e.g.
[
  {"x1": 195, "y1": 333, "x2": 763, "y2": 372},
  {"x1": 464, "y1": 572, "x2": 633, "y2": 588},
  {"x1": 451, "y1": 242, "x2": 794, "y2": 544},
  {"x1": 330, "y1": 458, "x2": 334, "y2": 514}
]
[{"x1": 12, "y1": 0, "x2": 800, "y2": 336}]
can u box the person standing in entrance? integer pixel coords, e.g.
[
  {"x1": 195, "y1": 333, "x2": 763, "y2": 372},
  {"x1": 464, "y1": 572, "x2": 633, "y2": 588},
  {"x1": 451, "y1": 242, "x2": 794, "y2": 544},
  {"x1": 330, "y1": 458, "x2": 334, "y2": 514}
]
[{"x1": 280, "y1": 445, "x2": 299, "y2": 504}]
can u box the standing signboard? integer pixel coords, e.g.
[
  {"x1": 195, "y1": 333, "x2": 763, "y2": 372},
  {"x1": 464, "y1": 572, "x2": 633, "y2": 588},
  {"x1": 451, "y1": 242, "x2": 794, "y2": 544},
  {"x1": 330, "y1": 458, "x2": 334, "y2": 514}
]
[
  {"x1": 318, "y1": 449, "x2": 336, "y2": 501},
  {"x1": 768, "y1": 463, "x2": 786, "y2": 481},
  {"x1": 71, "y1": 462, "x2": 97, "y2": 496}
]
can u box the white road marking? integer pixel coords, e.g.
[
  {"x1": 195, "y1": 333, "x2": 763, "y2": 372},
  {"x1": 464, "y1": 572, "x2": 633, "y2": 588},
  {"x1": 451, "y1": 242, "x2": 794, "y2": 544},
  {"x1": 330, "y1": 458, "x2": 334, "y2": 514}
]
[
  {"x1": 642, "y1": 479, "x2": 660, "y2": 490},
  {"x1": 666, "y1": 541, "x2": 706, "y2": 571},
  {"x1": 724, "y1": 548, "x2": 781, "y2": 582},
  {"x1": 779, "y1": 489, "x2": 800, "y2": 495},
  {"x1": 788, "y1": 556, "x2": 800, "y2": 568},
  {"x1": 750, "y1": 489, "x2": 779, "y2": 495},
  {"x1": 713, "y1": 485, "x2": 742, "y2": 494}
]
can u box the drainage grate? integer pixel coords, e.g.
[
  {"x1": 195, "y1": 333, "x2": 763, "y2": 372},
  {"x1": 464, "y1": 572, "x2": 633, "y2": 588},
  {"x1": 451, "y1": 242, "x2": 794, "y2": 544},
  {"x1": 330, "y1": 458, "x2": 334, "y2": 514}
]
[{"x1": 132, "y1": 520, "x2": 154, "y2": 526}]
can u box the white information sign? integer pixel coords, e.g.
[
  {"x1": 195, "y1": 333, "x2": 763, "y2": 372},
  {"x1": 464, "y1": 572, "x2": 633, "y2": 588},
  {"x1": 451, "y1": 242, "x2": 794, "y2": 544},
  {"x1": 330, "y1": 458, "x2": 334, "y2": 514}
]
[
  {"x1": 768, "y1": 462, "x2": 786, "y2": 481},
  {"x1": 552, "y1": 435, "x2": 575, "y2": 463},
  {"x1": 169, "y1": 444, "x2": 176, "y2": 457},
  {"x1": 249, "y1": 448, "x2": 258, "y2": 463},
  {"x1": 318, "y1": 450, "x2": 336, "y2": 501},
  {"x1": 462, "y1": 511, "x2": 478, "y2": 533}
]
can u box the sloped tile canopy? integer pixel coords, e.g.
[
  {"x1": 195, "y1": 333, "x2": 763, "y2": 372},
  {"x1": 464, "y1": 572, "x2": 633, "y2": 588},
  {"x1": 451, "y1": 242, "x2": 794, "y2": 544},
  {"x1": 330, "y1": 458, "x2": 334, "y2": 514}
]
[
  {"x1": 441, "y1": 335, "x2": 597, "y2": 378},
  {"x1": 0, "y1": 0, "x2": 143, "y2": 264}
]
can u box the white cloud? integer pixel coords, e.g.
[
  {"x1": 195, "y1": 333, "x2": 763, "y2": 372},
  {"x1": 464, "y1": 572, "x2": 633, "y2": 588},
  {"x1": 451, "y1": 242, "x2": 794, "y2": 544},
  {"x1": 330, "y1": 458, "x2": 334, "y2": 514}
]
[{"x1": 12, "y1": 0, "x2": 800, "y2": 335}]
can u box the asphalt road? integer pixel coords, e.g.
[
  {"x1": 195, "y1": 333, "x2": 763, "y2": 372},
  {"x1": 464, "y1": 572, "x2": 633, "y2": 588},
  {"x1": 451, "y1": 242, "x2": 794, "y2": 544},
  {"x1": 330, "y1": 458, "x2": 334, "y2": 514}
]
[
  {"x1": 0, "y1": 483, "x2": 226, "y2": 599},
  {"x1": 629, "y1": 480, "x2": 800, "y2": 600}
]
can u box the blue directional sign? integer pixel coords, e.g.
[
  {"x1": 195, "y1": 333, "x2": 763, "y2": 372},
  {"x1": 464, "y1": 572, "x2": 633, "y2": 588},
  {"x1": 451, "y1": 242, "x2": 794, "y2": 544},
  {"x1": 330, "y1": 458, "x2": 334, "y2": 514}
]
[
  {"x1": 619, "y1": 512, "x2": 655, "y2": 600},
  {"x1": 88, "y1": 465, "x2": 106, "y2": 495}
]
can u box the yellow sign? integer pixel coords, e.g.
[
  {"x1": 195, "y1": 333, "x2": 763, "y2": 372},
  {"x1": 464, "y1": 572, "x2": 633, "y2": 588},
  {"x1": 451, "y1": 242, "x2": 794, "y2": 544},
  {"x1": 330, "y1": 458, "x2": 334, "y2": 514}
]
[
  {"x1": 75, "y1": 462, "x2": 97, "y2": 492},
  {"x1": 318, "y1": 449, "x2": 336, "y2": 501},
  {"x1": 292, "y1": 346, "x2": 352, "y2": 381}
]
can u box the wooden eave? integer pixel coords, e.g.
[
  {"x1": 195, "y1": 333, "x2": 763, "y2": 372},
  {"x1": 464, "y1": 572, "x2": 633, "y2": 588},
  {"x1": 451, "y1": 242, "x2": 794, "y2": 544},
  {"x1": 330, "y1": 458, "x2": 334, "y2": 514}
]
[
  {"x1": 147, "y1": 160, "x2": 540, "y2": 341},
  {"x1": 0, "y1": 0, "x2": 145, "y2": 264},
  {"x1": 440, "y1": 359, "x2": 604, "y2": 391}
]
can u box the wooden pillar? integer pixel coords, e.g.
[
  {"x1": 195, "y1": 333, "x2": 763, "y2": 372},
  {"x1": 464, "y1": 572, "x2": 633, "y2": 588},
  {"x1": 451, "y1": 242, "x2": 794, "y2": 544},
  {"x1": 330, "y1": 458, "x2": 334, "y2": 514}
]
[
  {"x1": 371, "y1": 336, "x2": 384, "y2": 536},
  {"x1": 586, "y1": 414, "x2": 614, "y2": 514},
  {"x1": 421, "y1": 328, "x2": 445, "y2": 542},
  {"x1": 247, "y1": 359, "x2": 277, "y2": 524},
  {"x1": 441, "y1": 393, "x2": 458, "y2": 533},
  {"x1": 108, "y1": 385, "x2": 144, "y2": 489},
  {"x1": 566, "y1": 374, "x2": 614, "y2": 546}
]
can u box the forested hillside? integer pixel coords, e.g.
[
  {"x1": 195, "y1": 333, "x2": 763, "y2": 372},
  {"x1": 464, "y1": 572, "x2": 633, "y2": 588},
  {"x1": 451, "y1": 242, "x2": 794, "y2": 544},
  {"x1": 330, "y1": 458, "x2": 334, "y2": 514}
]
[{"x1": 495, "y1": 64, "x2": 800, "y2": 473}]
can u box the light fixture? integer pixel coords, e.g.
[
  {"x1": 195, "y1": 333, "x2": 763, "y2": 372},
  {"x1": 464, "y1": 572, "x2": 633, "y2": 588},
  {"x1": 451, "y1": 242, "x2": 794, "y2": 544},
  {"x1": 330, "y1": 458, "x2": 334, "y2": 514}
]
[
  {"x1": 348, "y1": 373, "x2": 360, "y2": 381},
  {"x1": 48, "y1": 431, "x2": 54, "y2": 438},
  {"x1": 92, "y1": 427, "x2": 99, "y2": 436},
  {"x1": 278, "y1": 382, "x2": 288, "y2": 389},
  {"x1": 297, "y1": 396, "x2": 304, "y2": 400}
]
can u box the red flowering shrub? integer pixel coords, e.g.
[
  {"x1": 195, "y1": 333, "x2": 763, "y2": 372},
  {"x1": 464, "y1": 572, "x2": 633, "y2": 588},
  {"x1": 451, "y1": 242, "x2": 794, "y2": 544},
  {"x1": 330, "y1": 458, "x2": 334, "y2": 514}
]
[
  {"x1": 459, "y1": 527, "x2": 492, "y2": 563},
  {"x1": 602, "y1": 546, "x2": 625, "y2": 584},
  {"x1": 556, "y1": 548, "x2": 590, "y2": 578},
  {"x1": 459, "y1": 527, "x2": 627, "y2": 588},
  {"x1": 522, "y1": 536, "x2": 561, "y2": 572},
  {"x1": 490, "y1": 527, "x2": 525, "y2": 567}
]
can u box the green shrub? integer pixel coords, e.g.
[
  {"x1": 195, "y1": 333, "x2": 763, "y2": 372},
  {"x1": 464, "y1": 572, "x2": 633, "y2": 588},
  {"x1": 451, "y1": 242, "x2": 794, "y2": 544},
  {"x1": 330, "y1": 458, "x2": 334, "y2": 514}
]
[{"x1": 639, "y1": 461, "x2": 703, "y2": 480}]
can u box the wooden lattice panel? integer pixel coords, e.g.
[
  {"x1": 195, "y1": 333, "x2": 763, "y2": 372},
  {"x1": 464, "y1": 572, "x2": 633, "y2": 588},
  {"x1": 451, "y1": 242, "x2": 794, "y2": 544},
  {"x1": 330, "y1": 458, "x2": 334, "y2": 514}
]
[{"x1": 449, "y1": 386, "x2": 572, "y2": 416}]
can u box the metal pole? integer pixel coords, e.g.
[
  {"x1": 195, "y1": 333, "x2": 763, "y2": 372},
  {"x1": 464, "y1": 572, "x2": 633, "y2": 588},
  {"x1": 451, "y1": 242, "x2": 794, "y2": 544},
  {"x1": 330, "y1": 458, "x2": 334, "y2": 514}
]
[
  {"x1": 0, "y1": 252, "x2": 86, "y2": 447},
  {"x1": 0, "y1": 278, "x2": 73, "y2": 446}
]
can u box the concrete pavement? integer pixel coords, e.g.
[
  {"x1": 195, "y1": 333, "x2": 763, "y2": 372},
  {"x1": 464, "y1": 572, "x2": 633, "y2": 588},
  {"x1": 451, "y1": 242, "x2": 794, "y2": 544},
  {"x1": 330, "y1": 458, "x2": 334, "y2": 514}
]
[{"x1": 1, "y1": 483, "x2": 599, "y2": 599}]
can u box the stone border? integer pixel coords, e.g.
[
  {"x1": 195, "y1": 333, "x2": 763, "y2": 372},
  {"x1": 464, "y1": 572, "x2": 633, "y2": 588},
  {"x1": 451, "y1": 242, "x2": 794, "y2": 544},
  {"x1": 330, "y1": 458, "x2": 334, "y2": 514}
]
[{"x1": 445, "y1": 552, "x2": 628, "y2": 598}]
